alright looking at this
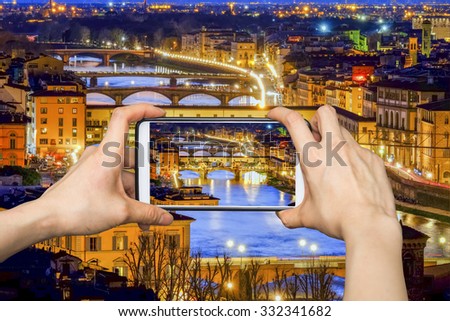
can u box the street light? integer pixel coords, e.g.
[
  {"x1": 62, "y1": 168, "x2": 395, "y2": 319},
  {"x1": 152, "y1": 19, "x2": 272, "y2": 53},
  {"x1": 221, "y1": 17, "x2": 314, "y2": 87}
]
[
  {"x1": 299, "y1": 239, "x2": 307, "y2": 257},
  {"x1": 274, "y1": 294, "x2": 282, "y2": 301},
  {"x1": 226, "y1": 240, "x2": 234, "y2": 248},
  {"x1": 238, "y1": 244, "x2": 245, "y2": 268}
]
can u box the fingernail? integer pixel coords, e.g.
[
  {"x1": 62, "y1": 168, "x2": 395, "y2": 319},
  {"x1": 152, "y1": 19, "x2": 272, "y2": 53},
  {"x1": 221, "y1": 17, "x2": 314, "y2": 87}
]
[
  {"x1": 139, "y1": 223, "x2": 150, "y2": 231},
  {"x1": 158, "y1": 211, "x2": 173, "y2": 225},
  {"x1": 275, "y1": 211, "x2": 283, "y2": 218}
]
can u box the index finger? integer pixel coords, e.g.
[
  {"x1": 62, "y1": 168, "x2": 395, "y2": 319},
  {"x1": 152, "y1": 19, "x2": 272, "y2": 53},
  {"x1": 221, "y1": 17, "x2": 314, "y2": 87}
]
[
  {"x1": 267, "y1": 107, "x2": 315, "y2": 153},
  {"x1": 100, "y1": 104, "x2": 166, "y2": 150}
]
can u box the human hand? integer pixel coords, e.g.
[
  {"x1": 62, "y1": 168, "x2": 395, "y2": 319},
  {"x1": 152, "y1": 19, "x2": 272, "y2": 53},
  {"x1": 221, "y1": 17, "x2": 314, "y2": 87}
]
[
  {"x1": 36, "y1": 103, "x2": 173, "y2": 237},
  {"x1": 268, "y1": 105, "x2": 399, "y2": 243}
]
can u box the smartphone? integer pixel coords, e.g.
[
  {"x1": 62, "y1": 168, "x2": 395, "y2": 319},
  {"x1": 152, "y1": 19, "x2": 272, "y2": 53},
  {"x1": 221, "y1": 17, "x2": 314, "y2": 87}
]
[{"x1": 136, "y1": 118, "x2": 304, "y2": 211}]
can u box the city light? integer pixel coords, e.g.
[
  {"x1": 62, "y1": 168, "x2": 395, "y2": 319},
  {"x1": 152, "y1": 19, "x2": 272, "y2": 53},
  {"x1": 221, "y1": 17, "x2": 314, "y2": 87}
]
[
  {"x1": 439, "y1": 237, "x2": 446, "y2": 244},
  {"x1": 274, "y1": 294, "x2": 282, "y2": 301},
  {"x1": 310, "y1": 244, "x2": 318, "y2": 253},
  {"x1": 226, "y1": 240, "x2": 234, "y2": 248},
  {"x1": 226, "y1": 282, "x2": 233, "y2": 289},
  {"x1": 238, "y1": 245, "x2": 246, "y2": 253},
  {"x1": 299, "y1": 239, "x2": 307, "y2": 247}
]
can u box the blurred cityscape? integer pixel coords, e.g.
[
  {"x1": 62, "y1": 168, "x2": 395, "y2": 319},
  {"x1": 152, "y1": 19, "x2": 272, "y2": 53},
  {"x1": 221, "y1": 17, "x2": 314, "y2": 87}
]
[{"x1": 0, "y1": 1, "x2": 449, "y2": 301}]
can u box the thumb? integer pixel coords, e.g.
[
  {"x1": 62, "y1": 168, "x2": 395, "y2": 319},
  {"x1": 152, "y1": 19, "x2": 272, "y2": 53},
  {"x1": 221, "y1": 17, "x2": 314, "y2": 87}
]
[
  {"x1": 276, "y1": 201, "x2": 311, "y2": 229},
  {"x1": 125, "y1": 199, "x2": 174, "y2": 229}
]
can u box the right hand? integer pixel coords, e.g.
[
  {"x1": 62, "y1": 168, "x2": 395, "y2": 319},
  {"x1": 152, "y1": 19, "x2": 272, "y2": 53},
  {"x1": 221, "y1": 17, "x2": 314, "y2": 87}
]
[{"x1": 268, "y1": 105, "x2": 400, "y2": 242}]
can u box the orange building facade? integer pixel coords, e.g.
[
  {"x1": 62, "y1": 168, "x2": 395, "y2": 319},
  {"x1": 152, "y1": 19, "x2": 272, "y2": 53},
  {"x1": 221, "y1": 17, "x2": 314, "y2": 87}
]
[
  {"x1": 30, "y1": 82, "x2": 86, "y2": 159},
  {"x1": 0, "y1": 112, "x2": 28, "y2": 167}
]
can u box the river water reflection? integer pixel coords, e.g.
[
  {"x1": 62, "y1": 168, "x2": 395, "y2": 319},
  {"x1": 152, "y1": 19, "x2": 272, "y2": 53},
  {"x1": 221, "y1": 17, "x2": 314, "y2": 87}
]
[{"x1": 176, "y1": 170, "x2": 450, "y2": 258}]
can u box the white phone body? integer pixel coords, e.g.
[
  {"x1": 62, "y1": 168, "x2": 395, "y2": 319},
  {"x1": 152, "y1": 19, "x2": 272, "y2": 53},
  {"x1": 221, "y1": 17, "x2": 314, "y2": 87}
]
[{"x1": 136, "y1": 118, "x2": 304, "y2": 211}]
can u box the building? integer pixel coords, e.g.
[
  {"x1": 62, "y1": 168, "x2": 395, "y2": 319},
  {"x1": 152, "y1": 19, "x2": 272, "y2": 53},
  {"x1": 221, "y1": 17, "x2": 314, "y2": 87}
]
[
  {"x1": 231, "y1": 40, "x2": 256, "y2": 68},
  {"x1": 24, "y1": 55, "x2": 64, "y2": 85},
  {"x1": 422, "y1": 20, "x2": 432, "y2": 58},
  {"x1": 412, "y1": 16, "x2": 450, "y2": 42},
  {"x1": 375, "y1": 78, "x2": 449, "y2": 168},
  {"x1": 34, "y1": 214, "x2": 195, "y2": 280},
  {"x1": 335, "y1": 106, "x2": 376, "y2": 150},
  {"x1": 405, "y1": 37, "x2": 418, "y2": 67},
  {"x1": 29, "y1": 81, "x2": 86, "y2": 159},
  {"x1": 86, "y1": 106, "x2": 113, "y2": 145},
  {"x1": 416, "y1": 99, "x2": 450, "y2": 184},
  {"x1": 0, "y1": 110, "x2": 28, "y2": 167}
]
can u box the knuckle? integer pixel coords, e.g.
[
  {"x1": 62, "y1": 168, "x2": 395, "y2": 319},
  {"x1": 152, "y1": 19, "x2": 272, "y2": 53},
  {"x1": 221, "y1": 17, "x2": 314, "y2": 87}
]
[
  {"x1": 111, "y1": 107, "x2": 126, "y2": 120},
  {"x1": 284, "y1": 110, "x2": 303, "y2": 128}
]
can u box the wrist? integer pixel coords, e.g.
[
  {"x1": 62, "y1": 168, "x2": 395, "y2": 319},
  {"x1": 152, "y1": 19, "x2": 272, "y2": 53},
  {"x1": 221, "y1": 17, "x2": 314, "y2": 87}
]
[
  {"x1": 13, "y1": 198, "x2": 61, "y2": 241},
  {"x1": 343, "y1": 210, "x2": 403, "y2": 249}
]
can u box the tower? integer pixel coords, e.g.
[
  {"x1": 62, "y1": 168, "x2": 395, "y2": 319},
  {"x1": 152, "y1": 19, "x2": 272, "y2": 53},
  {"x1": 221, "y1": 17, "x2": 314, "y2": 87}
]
[
  {"x1": 422, "y1": 20, "x2": 432, "y2": 58},
  {"x1": 409, "y1": 37, "x2": 418, "y2": 66}
]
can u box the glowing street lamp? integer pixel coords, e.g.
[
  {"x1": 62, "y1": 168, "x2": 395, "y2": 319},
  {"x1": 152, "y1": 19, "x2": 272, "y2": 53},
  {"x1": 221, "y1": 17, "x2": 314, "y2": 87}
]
[
  {"x1": 299, "y1": 239, "x2": 307, "y2": 257},
  {"x1": 226, "y1": 240, "x2": 234, "y2": 248},
  {"x1": 238, "y1": 244, "x2": 246, "y2": 268},
  {"x1": 274, "y1": 294, "x2": 282, "y2": 301},
  {"x1": 310, "y1": 244, "x2": 318, "y2": 255}
]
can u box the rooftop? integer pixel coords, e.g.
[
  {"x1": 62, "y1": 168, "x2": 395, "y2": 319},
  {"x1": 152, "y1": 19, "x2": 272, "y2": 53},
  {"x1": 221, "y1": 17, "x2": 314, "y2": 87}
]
[
  {"x1": 30, "y1": 90, "x2": 85, "y2": 97},
  {"x1": 374, "y1": 79, "x2": 450, "y2": 92},
  {"x1": 417, "y1": 99, "x2": 450, "y2": 112}
]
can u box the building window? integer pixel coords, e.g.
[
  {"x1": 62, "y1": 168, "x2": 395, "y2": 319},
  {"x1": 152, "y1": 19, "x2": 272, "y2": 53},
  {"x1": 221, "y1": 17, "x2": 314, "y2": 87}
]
[
  {"x1": 9, "y1": 133, "x2": 16, "y2": 149},
  {"x1": 8, "y1": 154, "x2": 17, "y2": 166},
  {"x1": 72, "y1": 128, "x2": 77, "y2": 137},
  {"x1": 65, "y1": 236, "x2": 72, "y2": 249},
  {"x1": 39, "y1": 139, "x2": 48, "y2": 145},
  {"x1": 114, "y1": 266, "x2": 128, "y2": 277},
  {"x1": 58, "y1": 128, "x2": 63, "y2": 137},
  {"x1": 72, "y1": 138, "x2": 77, "y2": 144},
  {"x1": 362, "y1": 127, "x2": 367, "y2": 133},
  {"x1": 58, "y1": 108, "x2": 64, "y2": 114},
  {"x1": 58, "y1": 138, "x2": 63, "y2": 144},
  {"x1": 165, "y1": 234, "x2": 181, "y2": 249},
  {"x1": 66, "y1": 138, "x2": 70, "y2": 145},
  {"x1": 57, "y1": 98, "x2": 65, "y2": 104},
  {"x1": 72, "y1": 108, "x2": 77, "y2": 114},
  {"x1": 40, "y1": 128, "x2": 47, "y2": 134},
  {"x1": 87, "y1": 112, "x2": 92, "y2": 117},
  {"x1": 41, "y1": 98, "x2": 47, "y2": 104},
  {"x1": 40, "y1": 107, "x2": 47, "y2": 114},
  {"x1": 71, "y1": 118, "x2": 77, "y2": 127},
  {"x1": 41, "y1": 118, "x2": 47, "y2": 124},
  {"x1": 71, "y1": 98, "x2": 79, "y2": 103},
  {"x1": 87, "y1": 237, "x2": 101, "y2": 251},
  {"x1": 445, "y1": 117, "x2": 449, "y2": 125},
  {"x1": 58, "y1": 118, "x2": 64, "y2": 126},
  {"x1": 113, "y1": 233, "x2": 128, "y2": 250}
]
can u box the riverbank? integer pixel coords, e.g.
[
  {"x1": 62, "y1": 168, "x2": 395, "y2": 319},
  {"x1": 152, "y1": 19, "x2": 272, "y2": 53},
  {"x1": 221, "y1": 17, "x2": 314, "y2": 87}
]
[
  {"x1": 396, "y1": 201, "x2": 450, "y2": 224},
  {"x1": 267, "y1": 175, "x2": 295, "y2": 195}
]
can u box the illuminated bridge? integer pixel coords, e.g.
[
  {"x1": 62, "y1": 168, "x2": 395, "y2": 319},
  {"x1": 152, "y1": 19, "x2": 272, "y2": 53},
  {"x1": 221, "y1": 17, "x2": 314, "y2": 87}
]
[
  {"x1": 47, "y1": 48, "x2": 155, "y2": 66},
  {"x1": 87, "y1": 85, "x2": 261, "y2": 106}
]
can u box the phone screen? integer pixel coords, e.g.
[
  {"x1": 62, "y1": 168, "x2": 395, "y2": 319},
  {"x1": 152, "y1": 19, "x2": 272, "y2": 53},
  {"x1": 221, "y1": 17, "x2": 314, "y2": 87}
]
[{"x1": 143, "y1": 118, "x2": 297, "y2": 210}]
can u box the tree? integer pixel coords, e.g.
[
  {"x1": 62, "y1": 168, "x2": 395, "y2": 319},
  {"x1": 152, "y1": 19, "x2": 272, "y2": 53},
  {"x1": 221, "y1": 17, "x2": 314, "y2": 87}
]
[{"x1": 298, "y1": 261, "x2": 337, "y2": 301}]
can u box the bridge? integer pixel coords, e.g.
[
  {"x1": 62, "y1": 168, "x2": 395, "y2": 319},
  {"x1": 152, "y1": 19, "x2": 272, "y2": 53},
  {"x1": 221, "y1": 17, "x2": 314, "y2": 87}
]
[
  {"x1": 47, "y1": 48, "x2": 155, "y2": 66},
  {"x1": 87, "y1": 85, "x2": 261, "y2": 106},
  {"x1": 72, "y1": 70, "x2": 249, "y2": 81}
]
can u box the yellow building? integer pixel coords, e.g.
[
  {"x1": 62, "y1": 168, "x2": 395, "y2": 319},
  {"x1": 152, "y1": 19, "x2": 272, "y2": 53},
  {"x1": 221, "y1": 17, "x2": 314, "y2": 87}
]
[
  {"x1": 86, "y1": 106, "x2": 113, "y2": 145},
  {"x1": 30, "y1": 82, "x2": 86, "y2": 159},
  {"x1": 24, "y1": 55, "x2": 64, "y2": 85},
  {"x1": 375, "y1": 78, "x2": 448, "y2": 168},
  {"x1": 416, "y1": 99, "x2": 450, "y2": 184},
  {"x1": 34, "y1": 214, "x2": 195, "y2": 278},
  {"x1": 231, "y1": 41, "x2": 256, "y2": 68},
  {"x1": 0, "y1": 111, "x2": 28, "y2": 166},
  {"x1": 335, "y1": 106, "x2": 377, "y2": 150},
  {"x1": 289, "y1": 71, "x2": 327, "y2": 107}
]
